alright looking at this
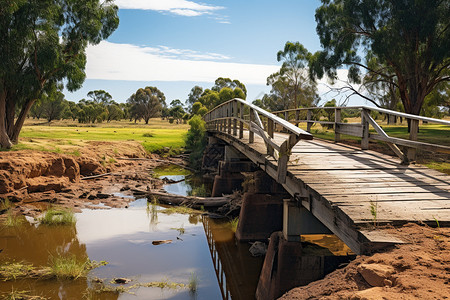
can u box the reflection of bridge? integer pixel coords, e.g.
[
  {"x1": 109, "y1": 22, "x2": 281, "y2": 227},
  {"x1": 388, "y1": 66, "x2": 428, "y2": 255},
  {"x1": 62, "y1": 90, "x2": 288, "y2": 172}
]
[
  {"x1": 204, "y1": 98, "x2": 450, "y2": 255},
  {"x1": 202, "y1": 216, "x2": 264, "y2": 300}
]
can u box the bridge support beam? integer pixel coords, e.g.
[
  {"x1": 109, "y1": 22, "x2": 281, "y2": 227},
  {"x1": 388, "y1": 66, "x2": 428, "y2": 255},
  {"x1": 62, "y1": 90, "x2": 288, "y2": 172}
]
[
  {"x1": 256, "y1": 232, "x2": 355, "y2": 300},
  {"x1": 211, "y1": 145, "x2": 257, "y2": 197},
  {"x1": 283, "y1": 199, "x2": 332, "y2": 242},
  {"x1": 235, "y1": 171, "x2": 289, "y2": 241}
]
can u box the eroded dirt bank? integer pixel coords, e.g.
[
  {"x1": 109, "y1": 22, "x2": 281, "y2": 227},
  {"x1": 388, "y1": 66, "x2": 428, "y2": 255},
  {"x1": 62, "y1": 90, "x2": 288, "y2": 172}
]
[
  {"x1": 0, "y1": 141, "x2": 183, "y2": 218},
  {"x1": 280, "y1": 223, "x2": 450, "y2": 300}
]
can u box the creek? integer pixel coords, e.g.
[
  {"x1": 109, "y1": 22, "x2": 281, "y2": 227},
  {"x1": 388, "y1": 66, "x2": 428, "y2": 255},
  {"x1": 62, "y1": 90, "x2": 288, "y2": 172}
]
[{"x1": 0, "y1": 165, "x2": 263, "y2": 300}]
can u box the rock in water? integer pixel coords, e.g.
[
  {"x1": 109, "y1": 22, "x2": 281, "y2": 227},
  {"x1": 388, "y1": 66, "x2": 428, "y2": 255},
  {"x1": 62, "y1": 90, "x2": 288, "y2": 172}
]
[{"x1": 249, "y1": 241, "x2": 267, "y2": 257}]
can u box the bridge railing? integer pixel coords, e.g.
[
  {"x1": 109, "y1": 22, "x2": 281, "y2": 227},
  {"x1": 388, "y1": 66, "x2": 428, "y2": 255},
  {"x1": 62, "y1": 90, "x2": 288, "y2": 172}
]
[
  {"x1": 203, "y1": 98, "x2": 312, "y2": 183},
  {"x1": 272, "y1": 106, "x2": 450, "y2": 163}
]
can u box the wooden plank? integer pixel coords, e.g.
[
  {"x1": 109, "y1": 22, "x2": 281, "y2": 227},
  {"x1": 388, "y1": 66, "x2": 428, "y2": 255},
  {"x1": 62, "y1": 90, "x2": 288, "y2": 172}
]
[
  {"x1": 325, "y1": 192, "x2": 450, "y2": 202},
  {"x1": 308, "y1": 181, "x2": 450, "y2": 189},
  {"x1": 316, "y1": 186, "x2": 450, "y2": 195}
]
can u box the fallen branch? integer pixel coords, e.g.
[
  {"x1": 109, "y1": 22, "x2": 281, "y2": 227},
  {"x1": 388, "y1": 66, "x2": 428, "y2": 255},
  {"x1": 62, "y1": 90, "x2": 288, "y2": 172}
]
[{"x1": 143, "y1": 190, "x2": 231, "y2": 208}]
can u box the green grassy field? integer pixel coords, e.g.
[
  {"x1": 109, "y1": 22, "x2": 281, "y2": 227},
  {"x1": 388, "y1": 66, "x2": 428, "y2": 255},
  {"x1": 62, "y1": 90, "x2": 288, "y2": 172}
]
[{"x1": 11, "y1": 118, "x2": 189, "y2": 154}]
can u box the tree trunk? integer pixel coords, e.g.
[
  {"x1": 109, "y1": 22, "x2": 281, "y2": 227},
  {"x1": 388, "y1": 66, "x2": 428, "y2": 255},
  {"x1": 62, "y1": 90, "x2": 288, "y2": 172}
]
[
  {"x1": 0, "y1": 91, "x2": 12, "y2": 149},
  {"x1": 5, "y1": 95, "x2": 15, "y2": 137},
  {"x1": 10, "y1": 98, "x2": 36, "y2": 144}
]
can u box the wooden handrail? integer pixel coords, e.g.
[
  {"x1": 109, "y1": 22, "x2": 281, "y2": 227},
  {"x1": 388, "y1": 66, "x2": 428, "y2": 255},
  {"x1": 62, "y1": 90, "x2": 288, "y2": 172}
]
[
  {"x1": 204, "y1": 98, "x2": 313, "y2": 183},
  {"x1": 272, "y1": 106, "x2": 450, "y2": 163}
]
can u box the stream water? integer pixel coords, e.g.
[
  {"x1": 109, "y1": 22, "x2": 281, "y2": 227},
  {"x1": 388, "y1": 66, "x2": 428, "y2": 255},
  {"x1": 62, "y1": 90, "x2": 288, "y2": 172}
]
[{"x1": 0, "y1": 166, "x2": 263, "y2": 300}]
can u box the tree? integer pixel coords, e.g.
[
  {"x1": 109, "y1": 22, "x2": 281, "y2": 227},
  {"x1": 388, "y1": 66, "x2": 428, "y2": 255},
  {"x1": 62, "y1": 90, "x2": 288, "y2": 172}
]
[
  {"x1": 127, "y1": 86, "x2": 165, "y2": 124},
  {"x1": 40, "y1": 90, "x2": 68, "y2": 122},
  {"x1": 106, "y1": 102, "x2": 123, "y2": 122},
  {"x1": 310, "y1": 0, "x2": 450, "y2": 118},
  {"x1": 275, "y1": 42, "x2": 318, "y2": 109},
  {"x1": 87, "y1": 90, "x2": 113, "y2": 105},
  {"x1": 0, "y1": 0, "x2": 119, "y2": 148},
  {"x1": 212, "y1": 77, "x2": 247, "y2": 97},
  {"x1": 186, "y1": 86, "x2": 203, "y2": 112}
]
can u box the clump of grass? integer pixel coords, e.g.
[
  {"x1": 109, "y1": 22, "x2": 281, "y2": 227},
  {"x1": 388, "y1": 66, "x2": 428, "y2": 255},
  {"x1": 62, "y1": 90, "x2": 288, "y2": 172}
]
[
  {"x1": 0, "y1": 261, "x2": 35, "y2": 281},
  {"x1": 161, "y1": 206, "x2": 202, "y2": 215},
  {"x1": 369, "y1": 200, "x2": 378, "y2": 227},
  {"x1": 230, "y1": 217, "x2": 239, "y2": 233},
  {"x1": 188, "y1": 272, "x2": 198, "y2": 294},
  {"x1": 142, "y1": 132, "x2": 154, "y2": 138},
  {"x1": 70, "y1": 149, "x2": 81, "y2": 157},
  {"x1": 188, "y1": 184, "x2": 208, "y2": 197},
  {"x1": 1, "y1": 199, "x2": 24, "y2": 227},
  {"x1": 139, "y1": 279, "x2": 186, "y2": 289},
  {"x1": 48, "y1": 254, "x2": 108, "y2": 280},
  {"x1": 40, "y1": 208, "x2": 76, "y2": 226},
  {"x1": 2, "y1": 288, "x2": 46, "y2": 300},
  {"x1": 171, "y1": 225, "x2": 185, "y2": 235}
]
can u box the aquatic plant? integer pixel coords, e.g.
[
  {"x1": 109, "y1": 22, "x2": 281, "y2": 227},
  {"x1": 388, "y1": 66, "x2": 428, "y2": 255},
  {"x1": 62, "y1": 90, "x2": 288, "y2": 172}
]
[
  {"x1": 188, "y1": 184, "x2": 208, "y2": 197},
  {"x1": 40, "y1": 208, "x2": 76, "y2": 226},
  {"x1": 2, "y1": 288, "x2": 46, "y2": 300},
  {"x1": 0, "y1": 261, "x2": 35, "y2": 281},
  {"x1": 188, "y1": 272, "x2": 198, "y2": 294},
  {"x1": 161, "y1": 206, "x2": 202, "y2": 215},
  {"x1": 171, "y1": 225, "x2": 185, "y2": 235},
  {"x1": 48, "y1": 254, "x2": 107, "y2": 280},
  {"x1": 230, "y1": 217, "x2": 239, "y2": 233}
]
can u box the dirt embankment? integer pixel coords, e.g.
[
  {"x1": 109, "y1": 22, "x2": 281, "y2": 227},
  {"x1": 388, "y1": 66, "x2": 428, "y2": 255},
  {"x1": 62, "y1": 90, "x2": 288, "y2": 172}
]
[
  {"x1": 280, "y1": 223, "x2": 450, "y2": 300},
  {"x1": 0, "y1": 141, "x2": 180, "y2": 217}
]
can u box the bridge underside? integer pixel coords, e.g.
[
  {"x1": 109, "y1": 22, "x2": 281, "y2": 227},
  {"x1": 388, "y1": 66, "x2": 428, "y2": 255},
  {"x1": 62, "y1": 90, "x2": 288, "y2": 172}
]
[{"x1": 210, "y1": 130, "x2": 450, "y2": 255}]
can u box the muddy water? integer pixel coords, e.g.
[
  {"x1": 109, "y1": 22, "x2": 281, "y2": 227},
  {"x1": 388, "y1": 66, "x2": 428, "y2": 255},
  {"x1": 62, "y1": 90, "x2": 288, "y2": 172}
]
[{"x1": 0, "y1": 203, "x2": 262, "y2": 299}]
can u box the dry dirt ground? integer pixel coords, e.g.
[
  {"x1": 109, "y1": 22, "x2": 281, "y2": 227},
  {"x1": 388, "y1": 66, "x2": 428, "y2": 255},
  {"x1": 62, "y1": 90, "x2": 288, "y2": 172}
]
[
  {"x1": 0, "y1": 141, "x2": 182, "y2": 218},
  {"x1": 280, "y1": 223, "x2": 450, "y2": 300},
  {"x1": 1, "y1": 143, "x2": 449, "y2": 300}
]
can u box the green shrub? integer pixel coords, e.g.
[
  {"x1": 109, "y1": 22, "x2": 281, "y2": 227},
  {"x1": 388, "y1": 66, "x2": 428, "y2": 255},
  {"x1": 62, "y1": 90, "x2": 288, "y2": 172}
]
[
  {"x1": 185, "y1": 115, "x2": 207, "y2": 170},
  {"x1": 40, "y1": 208, "x2": 76, "y2": 226}
]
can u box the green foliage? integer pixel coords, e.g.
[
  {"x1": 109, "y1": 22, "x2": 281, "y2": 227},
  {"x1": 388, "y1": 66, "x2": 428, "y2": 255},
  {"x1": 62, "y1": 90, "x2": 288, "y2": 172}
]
[
  {"x1": 185, "y1": 115, "x2": 207, "y2": 169},
  {"x1": 310, "y1": 0, "x2": 450, "y2": 116},
  {"x1": 48, "y1": 254, "x2": 107, "y2": 280},
  {"x1": 0, "y1": 0, "x2": 119, "y2": 148},
  {"x1": 188, "y1": 272, "x2": 198, "y2": 295},
  {"x1": 188, "y1": 184, "x2": 208, "y2": 197},
  {"x1": 40, "y1": 208, "x2": 76, "y2": 226},
  {"x1": 128, "y1": 87, "x2": 165, "y2": 124},
  {"x1": 0, "y1": 261, "x2": 35, "y2": 281}
]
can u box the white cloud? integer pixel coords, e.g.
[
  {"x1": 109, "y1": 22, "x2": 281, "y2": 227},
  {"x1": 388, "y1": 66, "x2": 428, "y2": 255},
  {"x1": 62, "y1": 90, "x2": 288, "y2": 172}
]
[
  {"x1": 85, "y1": 41, "x2": 279, "y2": 85},
  {"x1": 114, "y1": 0, "x2": 224, "y2": 17}
]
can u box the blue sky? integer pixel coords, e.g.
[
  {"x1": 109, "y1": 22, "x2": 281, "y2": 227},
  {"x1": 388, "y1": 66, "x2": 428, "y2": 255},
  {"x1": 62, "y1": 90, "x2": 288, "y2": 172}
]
[{"x1": 64, "y1": 0, "x2": 360, "y2": 106}]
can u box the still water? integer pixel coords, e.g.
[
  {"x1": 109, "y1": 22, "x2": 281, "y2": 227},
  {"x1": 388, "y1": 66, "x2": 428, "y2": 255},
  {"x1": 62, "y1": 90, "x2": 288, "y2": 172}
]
[{"x1": 0, "y1": 172, "x2": 263, "y2": 299}]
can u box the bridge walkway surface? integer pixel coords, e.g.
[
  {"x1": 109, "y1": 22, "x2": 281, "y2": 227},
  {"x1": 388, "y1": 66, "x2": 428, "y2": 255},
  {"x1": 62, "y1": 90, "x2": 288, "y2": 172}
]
[{"x1": 215, "y1": 130, "x2": 449, "y2": 253}]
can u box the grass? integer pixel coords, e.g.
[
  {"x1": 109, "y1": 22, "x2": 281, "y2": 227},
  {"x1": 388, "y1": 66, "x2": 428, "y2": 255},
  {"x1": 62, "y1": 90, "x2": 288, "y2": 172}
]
[
  {"x1": 171, "y1": 225, "x2": 185, "y2": 235},
  {"x1": 153, "y1": 164, "x2": 191, "y2": 177},
  {"x1": 160, "y1": 206, "x2": 202, "y2": 215},
  {"x1": 1, "y1": 289, "x2": 46, "y2": 300},
  {"x1": 230, "y1": 217, "x2": 239, "y2": 233},
  {"x1": 14, "y1": 118, "x2": 189, "y2": 154},
  {"x1": 1, "y1": 199, "x2": 24, "y2": 227},
  {"x1": 0, "y1": 261, "x2": 35, "y2": 281},
  {"x1": 188, "y1": 272, "x2": 198, "y2": 294},
  {"x1": 48, "y1": 255, "x2": 107, "y2": 280},
  {"x1": 39, "y1": 208, "x2": 76, "y2": 226},
  {"x1": 188, "y1": 184, "x2": 208, "y2": 197}
]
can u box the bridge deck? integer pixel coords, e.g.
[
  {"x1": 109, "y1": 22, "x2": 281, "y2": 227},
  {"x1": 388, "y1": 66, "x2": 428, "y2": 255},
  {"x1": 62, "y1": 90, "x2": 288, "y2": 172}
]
[{"x1": 214, "y1": 130, "x2": 450, "y2": 253}]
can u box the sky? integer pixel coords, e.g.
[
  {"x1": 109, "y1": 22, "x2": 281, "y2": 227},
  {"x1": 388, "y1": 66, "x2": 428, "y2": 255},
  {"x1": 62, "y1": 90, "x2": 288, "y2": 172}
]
[{"x1": 64, "y1": 0, "x2": 363, "y2": 107}]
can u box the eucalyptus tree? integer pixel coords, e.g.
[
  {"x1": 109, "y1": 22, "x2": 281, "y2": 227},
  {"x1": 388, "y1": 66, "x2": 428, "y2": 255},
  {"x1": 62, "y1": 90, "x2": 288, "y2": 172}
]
[
  {"x1": 212, "y1": 77, "x2": 247, "y2": 97},
  {"x1": 127, "y1": 87, "x2": 165, "y2": 124},
  {"x1": 273, "y1": 42, "x2": 318, "y2": 109},
  {"x1": 310, "y1": 0, "x2": 450, "y2": 117},
  {"x1": 0, "y1": 0, "x2": 119, "y2": 148}
]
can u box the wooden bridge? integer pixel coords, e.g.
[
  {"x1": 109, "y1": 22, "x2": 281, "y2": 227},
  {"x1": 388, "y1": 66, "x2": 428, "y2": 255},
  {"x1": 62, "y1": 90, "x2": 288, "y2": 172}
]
[{"x1": 203, "y1": 98, "x2": 450, "y2": 255}]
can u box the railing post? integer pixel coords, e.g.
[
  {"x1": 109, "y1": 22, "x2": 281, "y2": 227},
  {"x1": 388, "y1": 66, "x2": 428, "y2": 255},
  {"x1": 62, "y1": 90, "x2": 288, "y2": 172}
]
[
  {"x1": 407, "y1": 118, "x2": 419, "y2": 161},
  {"x1": 295, "y1": 110, "x2": 300, "y2": 126},
  {"x1": 306, "y1": 110, "x2": 313, "y2": 133},
  {"x1": 233, "y1": 101, "x2": 237, "y2": 136},
  {"x1": 284, "y1": 111, "x2": 288, "y2": 121},
  {"x1": 267, "y1": 118, "x2": 274, "y2": 156},
  {"x1": 227, "y1": 103, "x2": 232, "y2": 135},
  {"x1": 335, "y1": 108, "x2": 341, "y2": 143},
  {"x1": 361, "y1": 108, "x2": 369, "y2": 150},
  {"x1": 239, "y1": 102, "x2": 244, "y2": 139},
  {"x1": 249, "y1": 108, "x2": 254, "y2": 143}
]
